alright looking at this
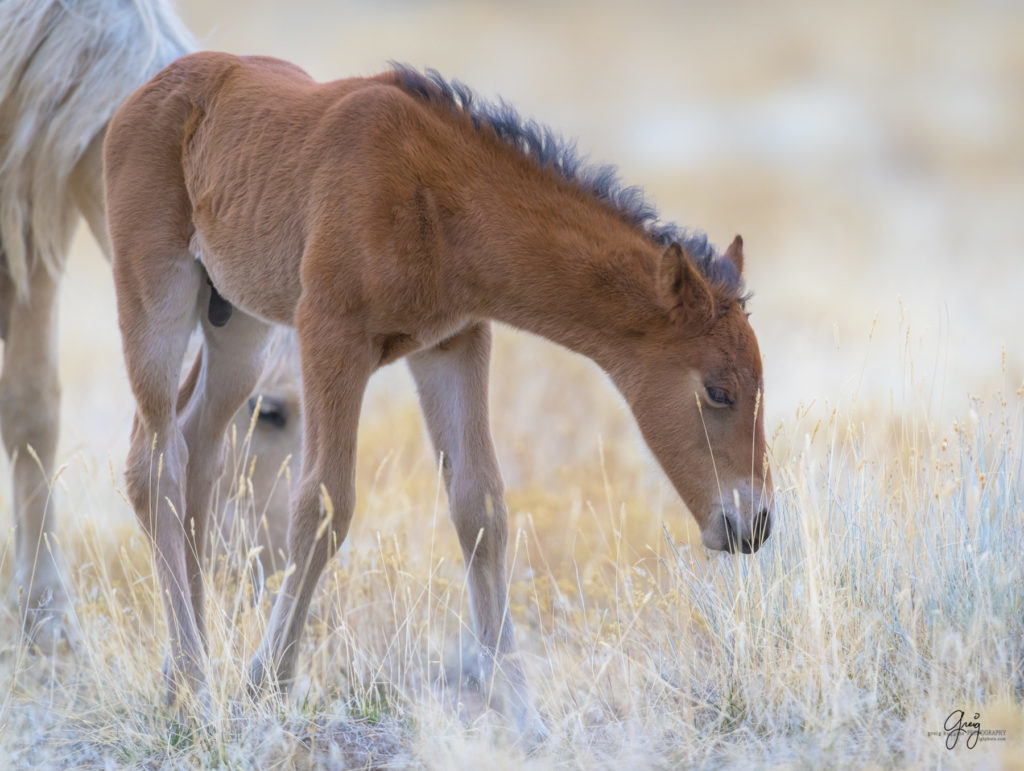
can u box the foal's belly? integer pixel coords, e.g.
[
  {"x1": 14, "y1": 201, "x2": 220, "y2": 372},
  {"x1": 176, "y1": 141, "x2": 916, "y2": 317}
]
[{"x1": 190, "y1": 230, "x2": 303, "y2": 326}]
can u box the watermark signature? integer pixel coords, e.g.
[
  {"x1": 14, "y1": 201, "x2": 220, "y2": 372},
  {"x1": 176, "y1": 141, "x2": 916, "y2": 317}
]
[{"x1": 927, "y1": 710, "x2": 1008, "y2": 749}]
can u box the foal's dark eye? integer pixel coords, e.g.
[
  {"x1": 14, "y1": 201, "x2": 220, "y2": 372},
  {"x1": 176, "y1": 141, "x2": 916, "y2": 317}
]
[{"x1": 705, "y1": 386, "x2": 733, "y2": 407}]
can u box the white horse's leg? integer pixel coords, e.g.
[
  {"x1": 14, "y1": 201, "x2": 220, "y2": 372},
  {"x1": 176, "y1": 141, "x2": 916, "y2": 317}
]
[
  {"x1": 249, "y1": 307, "x2": 373, "y2": 691},
  {"x1": 118, "y1": 254, "x2": 205, "y2": 704},
  {"x1": 407, "y1": 323, "x2": 535, "y2": 729},
  {"x1": 177, "y1": 293, "x2": 273, "y2": 646},
  {"x1": 0, "y1": 260, "x2": 65, "y2": 639}
]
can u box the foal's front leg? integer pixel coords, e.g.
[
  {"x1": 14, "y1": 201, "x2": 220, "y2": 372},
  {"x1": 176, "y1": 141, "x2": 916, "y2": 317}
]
[
  {"x1": 177, "y1": 301, "x2": 274, "y2": 648},
  {"x1": 407, "y1": 323, "x2": 537, "y2": 730},
  {"x1": 249, "y1": 314, "x2": 374, "y2": 691}
]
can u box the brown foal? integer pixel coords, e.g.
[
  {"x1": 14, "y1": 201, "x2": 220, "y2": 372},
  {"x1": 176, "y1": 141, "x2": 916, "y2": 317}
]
[{"x1": 104, "y1": 53, "x2": 773, "y2": 724}]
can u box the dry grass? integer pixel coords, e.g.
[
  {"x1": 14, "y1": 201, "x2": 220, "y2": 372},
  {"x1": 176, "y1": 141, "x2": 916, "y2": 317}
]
[
  {"x1": 1, "y1": 342, "x2": 1021, "y2": 767},
  {"x1": 3, "y1": 0, "x2": 1023, "y2": 767}
]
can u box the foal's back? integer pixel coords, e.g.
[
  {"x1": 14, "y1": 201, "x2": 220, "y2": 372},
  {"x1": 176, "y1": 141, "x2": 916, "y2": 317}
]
[{"x1": 106, "y1": 52, "x2": 425, "y2": 326}]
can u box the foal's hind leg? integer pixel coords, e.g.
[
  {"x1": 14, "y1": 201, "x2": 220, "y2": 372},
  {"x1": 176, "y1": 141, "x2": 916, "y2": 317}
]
[
  {"x1": 0, "y1": 261, "x2": 66, "y2": 640},
  {"x1": 117, "y1": 253, "x2": 206, "y2": 703},
  {"x1": 177, "y1": 291, "x2": 273, "y2": 647},
  {"x1": 407, "y1": 323, "x2": 536, "y2": 730}
]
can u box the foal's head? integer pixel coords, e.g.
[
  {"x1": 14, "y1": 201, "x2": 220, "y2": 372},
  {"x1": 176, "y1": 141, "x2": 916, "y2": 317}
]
[{"x1": 629, "y1": 236, "x2": 772, "y2": 553}]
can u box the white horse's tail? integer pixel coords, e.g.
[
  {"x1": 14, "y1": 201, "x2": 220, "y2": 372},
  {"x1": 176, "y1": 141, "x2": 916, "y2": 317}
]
[{"x1": 0, "y1": 0, "x2": 194, "y2": 299}]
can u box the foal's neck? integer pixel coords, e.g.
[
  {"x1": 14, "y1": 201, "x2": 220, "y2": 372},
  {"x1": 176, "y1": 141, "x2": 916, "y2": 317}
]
[{"x1": 455, "y1": 165, "x2": 668, "y2": 381}]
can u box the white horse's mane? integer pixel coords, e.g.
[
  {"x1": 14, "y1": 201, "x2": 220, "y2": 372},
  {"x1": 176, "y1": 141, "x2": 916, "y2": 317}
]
[{"x1": 0, "y1": 0, "x2": 194, "y2": 298}]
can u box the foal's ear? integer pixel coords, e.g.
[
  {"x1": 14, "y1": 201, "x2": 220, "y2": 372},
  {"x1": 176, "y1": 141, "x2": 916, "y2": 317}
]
[
  {"x1": 724, "y1": 234, "x2": 744, "y2": 276},
  {"x1": 658, "y1": 243, "x2": 715, "y2": 320}
]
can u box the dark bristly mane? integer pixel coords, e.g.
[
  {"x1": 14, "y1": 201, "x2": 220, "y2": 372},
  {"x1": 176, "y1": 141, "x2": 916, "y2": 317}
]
[{"x1": 389, "y1": 63, "x2": 747, "y2": 303}]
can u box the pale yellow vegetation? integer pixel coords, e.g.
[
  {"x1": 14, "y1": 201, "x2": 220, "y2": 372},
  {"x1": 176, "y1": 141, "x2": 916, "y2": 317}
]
[{"x1": 2, "y1": 0, "x2": 1022, "y2": 766}]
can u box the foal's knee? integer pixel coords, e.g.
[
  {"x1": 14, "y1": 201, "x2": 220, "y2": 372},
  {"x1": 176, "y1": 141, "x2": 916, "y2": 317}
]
[{"x1": 288, "y1": 478, "x2": 354, "y2": 559}]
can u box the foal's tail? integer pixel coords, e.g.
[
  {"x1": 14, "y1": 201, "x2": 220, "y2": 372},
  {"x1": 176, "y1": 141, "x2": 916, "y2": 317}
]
[{"x1": 0, "y1": 0, "x2": 194, "y2": 299}]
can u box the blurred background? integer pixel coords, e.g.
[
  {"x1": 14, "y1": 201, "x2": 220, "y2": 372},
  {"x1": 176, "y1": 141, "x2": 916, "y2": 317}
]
[
  {"x1": 56, "y1": 0, "x2": 1023, "y2": 523},
  {"x1": 5, "y1": 5, "x2": 1015, "y2": 763}
]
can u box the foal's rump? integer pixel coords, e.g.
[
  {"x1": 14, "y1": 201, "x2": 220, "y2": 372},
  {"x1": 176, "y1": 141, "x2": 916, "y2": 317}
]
[
  {"x1": 107, "y1": 52, "x2": 395, "y2": 326},
  {"x1": 0, "y1": 0, "x2": 193, "y2": 297}
]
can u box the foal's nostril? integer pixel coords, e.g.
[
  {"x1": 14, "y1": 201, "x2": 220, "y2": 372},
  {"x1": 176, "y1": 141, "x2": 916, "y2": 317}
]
[
  {"x1": 748, "y1": 507, "x2": 772, "y2": 551},
  {"x1": 723, "y1": 514, "x2": 740, "y2": 553}
]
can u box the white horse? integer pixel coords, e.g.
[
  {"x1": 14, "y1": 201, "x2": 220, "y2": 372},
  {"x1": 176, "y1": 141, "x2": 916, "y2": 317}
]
[{"x1": 0, "y1": 0, "x2": 298, "y2": 641}]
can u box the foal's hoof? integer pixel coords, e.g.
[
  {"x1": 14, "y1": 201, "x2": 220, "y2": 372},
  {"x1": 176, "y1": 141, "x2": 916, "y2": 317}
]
[
  {"x1": 495, "y1": 691, "x2": 549, "y2": 753},
  {"x1": 171, "y1": 686, "x2": 214, "y2": 727},
  {"x1": 246, "y1": 648, "x2": 295, "y2": 702},
  {"x1": 517, "y1": 710, "x2": 550, "y2": 754},
  {"x1": 451, "y1": 655, "x2": 549, "y2": 751},
  {"x1": 246, "y1": 656, "x2": 275, "y2": 701},
  {"x1": 161, "y1": 652, "x2": 211, "y2": 721},
  {"x1": 161, "y1": 669, "x2": 213, "y2": 726}
]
